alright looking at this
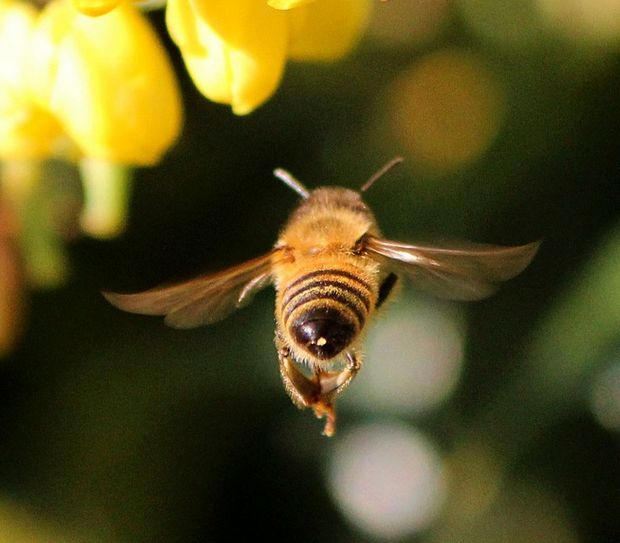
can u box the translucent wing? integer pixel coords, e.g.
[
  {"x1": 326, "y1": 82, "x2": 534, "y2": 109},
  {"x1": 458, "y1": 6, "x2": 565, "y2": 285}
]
[
  {"x1": 361, "y1": 234, "x2": 540, "y2": 301},
  {"x1": 103, "y1": 249, "x2": 287, "y2": 329}
]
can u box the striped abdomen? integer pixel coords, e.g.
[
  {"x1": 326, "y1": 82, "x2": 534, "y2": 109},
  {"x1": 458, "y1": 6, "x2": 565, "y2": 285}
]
[{"x1": 280, "y1": 268, "x2": 374, "y2": 360}]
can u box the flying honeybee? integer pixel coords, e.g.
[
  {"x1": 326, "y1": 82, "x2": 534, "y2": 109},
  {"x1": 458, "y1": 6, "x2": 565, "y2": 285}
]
[{"x1": 104, "y1": 159, "x2": 539, "y2": 436}]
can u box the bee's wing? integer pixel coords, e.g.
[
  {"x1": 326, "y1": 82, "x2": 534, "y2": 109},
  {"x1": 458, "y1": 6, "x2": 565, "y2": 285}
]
[
  {"x1": 361, "y1": 234, "x2": 540, "y2": 301},
  {"x1": 103, "y1": 249, "x2": 286, "y2": 329}
]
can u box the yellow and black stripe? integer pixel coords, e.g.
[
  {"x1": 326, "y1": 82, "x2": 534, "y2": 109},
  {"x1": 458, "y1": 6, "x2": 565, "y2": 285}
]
[{"x1": 281, "y1": 268, "x2": 373, "y2": 359}]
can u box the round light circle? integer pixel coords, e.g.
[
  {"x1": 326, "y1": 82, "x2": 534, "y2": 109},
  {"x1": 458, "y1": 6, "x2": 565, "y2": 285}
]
[{"x1": 326, "y1": 421, "x2": 447, "y2": 539}]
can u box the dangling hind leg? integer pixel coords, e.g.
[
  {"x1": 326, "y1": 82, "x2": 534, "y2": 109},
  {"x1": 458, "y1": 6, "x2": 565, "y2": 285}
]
[{"x1": 312, "y1": 351, "x2": 362, "y2": 436}]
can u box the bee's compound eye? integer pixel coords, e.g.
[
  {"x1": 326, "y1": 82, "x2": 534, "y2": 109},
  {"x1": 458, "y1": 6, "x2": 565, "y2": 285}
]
[{"x1": 291, "y1": 307, "x2": 355, "y2": 360}]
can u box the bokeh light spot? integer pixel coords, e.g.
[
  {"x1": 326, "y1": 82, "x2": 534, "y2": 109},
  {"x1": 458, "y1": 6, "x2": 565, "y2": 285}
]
[
  {"x1": 368, "y1": 0, "x2": 451, "y2": 47},
  {"x1": 383, "y1": 49, "x2": 506, "y2": 175},
  {"x1": 326, "y1": 422, "x2": 447, "y2": 539},
  {"x1": 0, "y1": 497, "x2": 77, "y2": 542},
  {"x1": 537, "y1": 0, "x2": 620, "y2": 46},
  {"x1": 345, "y1": 295, "x2": 464, "y2": 414},
  {"x1": 446, "y1": 481, "x2": 579, "y2": 543}
]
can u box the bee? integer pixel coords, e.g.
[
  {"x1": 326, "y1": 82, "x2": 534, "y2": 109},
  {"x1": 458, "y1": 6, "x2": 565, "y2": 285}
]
[{"x1": 104, "y1": 158, "x2": 539, "y2": 436}]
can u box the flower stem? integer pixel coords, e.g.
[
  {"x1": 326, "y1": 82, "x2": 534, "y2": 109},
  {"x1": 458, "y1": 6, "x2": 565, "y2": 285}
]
[
  {"x1": 1, "y1": 160, "x2": 69, "y2": 288},
  {"x1": 79, "y1": 158, "x2": 133, "y2": 239}
]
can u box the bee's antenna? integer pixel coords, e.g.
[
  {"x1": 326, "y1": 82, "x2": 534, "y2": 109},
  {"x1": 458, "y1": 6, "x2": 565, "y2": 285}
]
[
  {"x1": 360, "y1": 156, "x2": 404, "y2": 193},
  {"x1": 274, "y1": 168, "x2": 310, "y2": 199}
]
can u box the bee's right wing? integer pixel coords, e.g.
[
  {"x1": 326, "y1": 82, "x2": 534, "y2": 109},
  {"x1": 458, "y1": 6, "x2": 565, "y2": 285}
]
[
  {"x1": 103, "y1": 248, "x2": 289, "y2": 329},
  {"x1": 360, "y1": 234, "x2": 540, "y2": 301}
]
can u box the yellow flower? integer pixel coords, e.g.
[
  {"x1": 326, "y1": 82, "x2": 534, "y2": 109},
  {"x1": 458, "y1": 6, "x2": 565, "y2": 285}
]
[
  {"x1": 166, "y1": 0, "x2": 371, "y2": 115},
  {"x1": 1, "y1": 0, "x2": 183, "y2": 245},
  {"x1": 268, "y1": 0, "x2": 315, "y2": 9},
  {"x1": 71, "y1": 0, "x2": 121, "y2": 17},
  {"x1": 29, "y1": 0, "x2": 182, "y2": 165},
  {"x1": 0, "y1": 0, "x2": 63, "y2": 160},
  {"x1": 287, "y1": 0, "x2": 373, "y2": 61}
]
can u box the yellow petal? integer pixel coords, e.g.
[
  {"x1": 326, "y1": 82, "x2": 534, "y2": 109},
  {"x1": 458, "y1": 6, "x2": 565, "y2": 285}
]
[
  {"x1": 167, "y1": 0, "x2": 287, "y2": 114},
  {"x1": 71, "y1": 0, "x2": 121, "y2": 17},
  {"x1": 30, "y1": 0, "x2": 182, "y2": 165},
  {"x1": 0, "y1": 0, "x2": 62, "y2": 159},
  {"x1": 267, "y1": 0, "x2": 315, "y2": 9},
  {"x1": 288, "y1": 0, "x2": 371, "y2": 61}
]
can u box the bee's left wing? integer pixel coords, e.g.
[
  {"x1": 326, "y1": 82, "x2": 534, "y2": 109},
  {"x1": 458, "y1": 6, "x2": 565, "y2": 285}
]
[
  {"x1": 360, "y1": 234, "x2": 540, "y2": 301},
  {"x1": 103, "y1": 248, "x2": 289, "y2": 329}
]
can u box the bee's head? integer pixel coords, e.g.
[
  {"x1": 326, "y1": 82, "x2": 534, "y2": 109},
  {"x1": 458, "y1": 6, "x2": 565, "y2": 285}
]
[
  {"x1": 273, "y1": 156, "x2": 403, "y2": 199},
  {"x1": 301, "y1": 186, "x2": 370, "y2": 214}
]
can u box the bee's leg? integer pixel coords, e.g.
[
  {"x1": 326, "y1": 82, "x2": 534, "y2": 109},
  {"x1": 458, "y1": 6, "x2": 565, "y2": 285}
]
[
  {"x1": 275, "y1": 330, "x2": 362, "y2": 437},
  {"x1": 276, "y1": 330, "x2": 321, "y2": 409},
  {"x1": 319, "y1": 351, "x2": 361, "y2": 398},
  {"x1": 334, "y1": 351, "x2": 362, "y2": 397},
  {"x1": 277, "y1": 348, "x2": 338, "y2": 437},
  {"x1": 312, "y1": 399, "x2": 336, "y2": 437},
  {"x1": 312, "y1": 351, "x2": 362, "y2": 437},
  {"x1": 275, "y1": 330, "x2": 338, "y2": 436}
]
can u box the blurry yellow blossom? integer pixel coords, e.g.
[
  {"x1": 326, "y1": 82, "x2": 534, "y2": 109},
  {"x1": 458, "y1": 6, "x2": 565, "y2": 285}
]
[
  {"x1": 167, "y1": 0, "x2": 371, "y2": 114},
  {"x1": 286, "y1": 0, "x2": 371, "y2": 60},
  {"x1": 0, "y1": 0, "x2": 63, "y2": 160},
  {"x1": 2, "y1": 0, "x2": 182, "y2": 165},
  {"x1": 268, "y1": 0, "x2": 315, "y2": 9},
  {"x1": 71, "y1": 0, "x2": 121, "y2": 16},
  {"x1": 70, "y1": 0, "x2": 371, "y2": 114},
  {"x1": 29, "y1": 0, "x2": 182, "y2": 166}
]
